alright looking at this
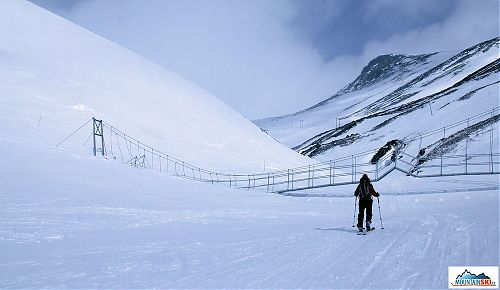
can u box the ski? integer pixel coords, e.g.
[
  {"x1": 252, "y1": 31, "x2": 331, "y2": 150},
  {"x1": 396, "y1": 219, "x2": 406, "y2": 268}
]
[{"x1": 357, "y1": 227, "x2": 375, "y2": 235}]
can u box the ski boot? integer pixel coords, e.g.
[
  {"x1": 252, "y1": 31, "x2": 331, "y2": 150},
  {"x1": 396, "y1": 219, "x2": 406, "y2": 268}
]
[{"x1": 366, "y1": 221, "x2": 372, "y2": 231}]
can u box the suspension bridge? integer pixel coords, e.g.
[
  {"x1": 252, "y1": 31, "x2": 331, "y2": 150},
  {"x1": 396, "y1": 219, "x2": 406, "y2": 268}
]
[{"x1": 59, "y1": 107, "x2": 499, "y2": 195}]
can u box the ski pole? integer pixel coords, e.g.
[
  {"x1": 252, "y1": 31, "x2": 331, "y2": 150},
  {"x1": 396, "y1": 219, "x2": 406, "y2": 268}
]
[
  {"x1": 352, "y1": 196, "x2": 357, "y2": 227},
  {"x1": 377, "y1": 196, "x2": 384, "y2": 229}
]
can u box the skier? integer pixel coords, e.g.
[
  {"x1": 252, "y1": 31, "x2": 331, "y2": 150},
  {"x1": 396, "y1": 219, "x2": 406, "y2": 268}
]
[{"x1": 354, "y1": 174, "x2": 379, "y2": 232}]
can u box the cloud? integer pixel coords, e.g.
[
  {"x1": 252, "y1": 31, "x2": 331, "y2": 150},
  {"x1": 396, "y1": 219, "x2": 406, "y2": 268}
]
[
  {"x1": 53, "y1": 0, "x2": 352, "y2": 119},
  {"x1": 361, "y1": 0, "x2": 499, "y2": 58},
  {"x1": 364, "y1": 0, "x2": 455, "y2": 24},
  {"x1": 32, "y1": 0, "x2": 499, "y2": 120}
]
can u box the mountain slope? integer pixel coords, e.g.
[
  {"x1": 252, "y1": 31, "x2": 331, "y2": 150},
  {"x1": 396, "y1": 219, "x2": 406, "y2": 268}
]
[
  {"x1": 255, "y1": 38, "x2": 499, "y2": 164},
  {"x1": 352, "y1": 37, "x2": 499, "y2": 117},
  {"x1": 0, "y1": 0, "x2": 311, "y2": 173}
]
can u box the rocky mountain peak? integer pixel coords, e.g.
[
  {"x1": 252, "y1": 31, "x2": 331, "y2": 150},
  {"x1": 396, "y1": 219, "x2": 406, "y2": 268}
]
[{"x1": 340, "y1": 53, "x2": 435, "y2": 94}]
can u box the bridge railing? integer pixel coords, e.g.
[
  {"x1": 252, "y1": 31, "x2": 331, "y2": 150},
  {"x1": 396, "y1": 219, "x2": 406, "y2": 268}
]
[
  {"x1": 89, "y1": 107, "x2": 498, "y2": 194},
  {"x1": 98, "y1": 120, "x2": 398, "y2": 192},
  {"x1": 411, "y1": 153, "x2": 500, "y2": 177}
]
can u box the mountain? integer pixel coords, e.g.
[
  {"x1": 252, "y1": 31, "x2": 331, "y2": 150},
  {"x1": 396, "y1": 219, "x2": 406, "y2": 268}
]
[
  {"x1": 0, "y1": 0, "x2": 311, "y2": 173},
  {"x1": 255, "y1": 38, "x2": 499, "y2": 167},
  {"x1": 456, "y1": 270, "x2": 490, "y2": 280},
  {"x1": 339, "y1": 53, "x2": 437, "y2": 95}
]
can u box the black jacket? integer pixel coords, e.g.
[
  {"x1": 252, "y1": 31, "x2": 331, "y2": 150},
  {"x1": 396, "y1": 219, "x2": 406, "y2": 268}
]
[{"x1": 354, "y1": 175, "x2": 379, "y2": 199}]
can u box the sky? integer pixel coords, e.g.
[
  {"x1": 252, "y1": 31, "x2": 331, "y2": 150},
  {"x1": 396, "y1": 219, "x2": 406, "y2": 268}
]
[{"x1": 30, "y1": 0, "x2": 499, "y2": 119}]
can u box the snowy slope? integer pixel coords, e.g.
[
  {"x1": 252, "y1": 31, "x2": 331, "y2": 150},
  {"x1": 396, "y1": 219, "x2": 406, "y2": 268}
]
[
  {"x1": 1, "y1": 139, "x2": 498, "y2": 288},
  {"x1": 255, "y1": 52, "x2": 453, "y2": 147},
  {"x1": 256, "y1": 38, "x2": 499, "y2": 163},
  {"x1": 0, "y1": 0, "x2": 311, "y2": 173}
]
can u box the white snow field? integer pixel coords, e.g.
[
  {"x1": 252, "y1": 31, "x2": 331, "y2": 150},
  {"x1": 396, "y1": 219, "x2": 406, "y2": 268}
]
[
  {"x1": 0, "y1": 1, "x2": 499, "y2": 289},
  {"x1": 0, "y1": 140, "x2": 498, "y2": 288}
]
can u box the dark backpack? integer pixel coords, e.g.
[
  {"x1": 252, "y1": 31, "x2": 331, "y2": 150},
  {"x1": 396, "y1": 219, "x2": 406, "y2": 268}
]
[{"x1": 359, "y1": 181, "x2": 370, "y2": 199}]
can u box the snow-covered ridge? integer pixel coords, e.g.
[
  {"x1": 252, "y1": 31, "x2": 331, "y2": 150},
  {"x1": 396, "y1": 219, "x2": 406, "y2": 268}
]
[
  {"x1": 258, "y1": 51, "x2": 450, "y2": 124},
  {"x1": 255, "y1": 37, "x2": 499, "y2": 164},
  {"x1": 339, "y1": 53, "x2": 436, "y2": 95},
  {"x1": 354, "y1": 37, "x2": 500, "y2": 116}
]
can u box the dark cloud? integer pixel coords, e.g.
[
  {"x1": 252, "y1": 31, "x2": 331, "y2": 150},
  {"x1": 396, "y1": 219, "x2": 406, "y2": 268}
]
[
  {"x1": 362, "y1": 0, "x2": 499, "y2": 57},
  {"x1": 290, "y1": 0, "x2": 457, "y2": 58},
  {"x1": 30, "y1": 0, "x2": 87, "y2": 13}
]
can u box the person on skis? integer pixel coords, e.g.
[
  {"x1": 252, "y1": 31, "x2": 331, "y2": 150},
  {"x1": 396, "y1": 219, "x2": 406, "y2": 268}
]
[{"x1": 354, "y1": 174, "x2": 379, "y2": 232}]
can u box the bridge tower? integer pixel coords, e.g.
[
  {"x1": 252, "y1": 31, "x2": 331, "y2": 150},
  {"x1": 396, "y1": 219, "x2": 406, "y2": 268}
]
[{"x1": 92, "y1": 117, "x2": 105, "y2": 156}]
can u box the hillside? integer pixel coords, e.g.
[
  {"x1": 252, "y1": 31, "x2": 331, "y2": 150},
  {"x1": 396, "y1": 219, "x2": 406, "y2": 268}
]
[
  {"x1": 0, "y1": 0, "x2": 311, "y2": 174},
  {"x1": 256, "y1": 38, "x2": 499, "y2": 164}
]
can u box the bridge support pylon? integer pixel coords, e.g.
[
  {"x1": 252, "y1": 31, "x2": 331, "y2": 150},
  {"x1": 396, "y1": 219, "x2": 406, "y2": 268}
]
[{"x1": 92, "y1": 117, "x2": 105, "y2": 156}]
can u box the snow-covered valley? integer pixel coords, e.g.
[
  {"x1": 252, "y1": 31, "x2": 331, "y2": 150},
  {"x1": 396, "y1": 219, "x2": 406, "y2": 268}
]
[
  {"x1": 1, "y1": 140, "x2": 498, "y2": 288},
  {"x1": 0, "y1": 1, "x2": 498, "y2": 288}
]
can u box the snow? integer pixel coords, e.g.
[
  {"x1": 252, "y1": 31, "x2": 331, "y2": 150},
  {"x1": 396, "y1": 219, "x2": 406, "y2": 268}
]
[
  {"x1": 0, "y1": 140, "x2": 498, "y2": 288},
  {"x1": 256, "y1": 40, "x2": 499, "y2": 163},
  {"x1": 254, "y1": 51, "x2": 455, "y2": 148},
  {"x1": 0, "y1": 1, "x2": 498, "y2": 288},
  {"x1": 0, "y1": 0, "x2": 311, "y2": 174}
]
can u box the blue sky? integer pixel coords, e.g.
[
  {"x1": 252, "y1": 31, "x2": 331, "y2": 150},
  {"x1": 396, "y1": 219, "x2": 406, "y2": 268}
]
[{"x1": 30, "y1": 0, "x2": 499, "y2": 119}]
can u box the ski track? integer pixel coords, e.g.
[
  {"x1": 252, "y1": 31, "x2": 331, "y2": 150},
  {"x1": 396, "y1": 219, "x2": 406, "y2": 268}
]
[{"x1": 0, "y1": 187, "x2": 498, "y2": 288}]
